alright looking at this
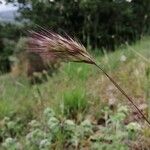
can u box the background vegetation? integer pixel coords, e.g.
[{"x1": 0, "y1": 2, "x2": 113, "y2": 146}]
[
  {"x1": 0, "y1": 0, "x2": 150, "y2": 149},
  {"x1": 1, "y1": 0, "x2": 150, "y2": 73}
]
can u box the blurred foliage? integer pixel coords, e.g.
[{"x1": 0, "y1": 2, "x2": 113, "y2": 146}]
[
  {"x1": 0, "y1": 106, "x2": 143, "y2": 149},
  {"x1": 0, "y1": 0, "x2": 150, "y2": 72},
  {"x1": 14, "y1": 0, "x2": 150, "y2": 49},
  {"x1": 0, "y1": 23, "x2": 25, "y2": 72},
  {"x1": 0, "y1": 38, "x2": 15, "y2": 72}
]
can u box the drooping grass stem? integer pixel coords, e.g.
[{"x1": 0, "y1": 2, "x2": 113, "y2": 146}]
[{"x1": 93, "y1": 62, "x2": 150, "y2": 126}]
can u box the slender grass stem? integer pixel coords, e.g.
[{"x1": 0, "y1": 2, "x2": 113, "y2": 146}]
[{"x1": 93, "y1": 62, "x2": 150, "y2": 126}]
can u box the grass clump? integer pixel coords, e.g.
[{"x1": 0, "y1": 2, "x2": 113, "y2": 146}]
[
  {"x1": 62, "y1": 88, "x2": 89, "y2": 120},
  {"x1": 63, "y1": 62, "x2": 90, "y2": 81}
]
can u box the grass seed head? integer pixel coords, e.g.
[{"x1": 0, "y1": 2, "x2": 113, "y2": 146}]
[{"x1": 27, "y1": 29, "x2": 94, "y2": 64}]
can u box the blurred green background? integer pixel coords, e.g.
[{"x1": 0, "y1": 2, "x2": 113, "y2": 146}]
[
  {"x1": 0, "y1": 1, "x2": 150, "y2": 149},
  {"x1": 0, "y1": 0, "x2": 150, "y2": 73}
]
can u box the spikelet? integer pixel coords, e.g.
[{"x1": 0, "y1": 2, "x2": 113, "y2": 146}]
[{"x1": 27, "y1": 29, "x2": 94, "y2": 64}]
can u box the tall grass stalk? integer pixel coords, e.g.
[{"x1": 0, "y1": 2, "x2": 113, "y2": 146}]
[
  {"x1": 126, "y1": 43, "x2": 150, "y2": 63},
  {"x1": 126, "y1": 42, "x2": 150, "y2": 121},
  {"x1": 27, "y1": 27, "x2": 150, "y2": 126}
]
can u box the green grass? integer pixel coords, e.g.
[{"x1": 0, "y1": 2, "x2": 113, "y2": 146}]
[
  {"x1": 62, "y1": 87, "x2": 88, "y2": 120},
  {"x1": 62, "y1": 62, "x2": 90, "y2": 81},
  {"x1": 0, "y1": 37, "x2": 150, "y2": 149}
]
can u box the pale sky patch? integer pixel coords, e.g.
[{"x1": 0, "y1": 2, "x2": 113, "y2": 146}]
[{"x1": 0, "y1": 0, "x2": 18, "y2": 12}]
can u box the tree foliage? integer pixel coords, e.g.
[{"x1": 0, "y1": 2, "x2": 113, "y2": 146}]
[
  {"x1": 15, "y1": 0, "x2": 150, "y2": 50},
  {"x1": 0, "y1": 0, "x2": 150, "y2": 72}
]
